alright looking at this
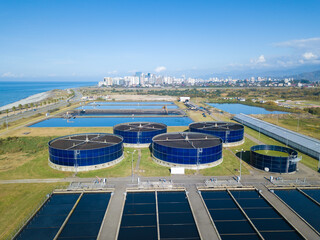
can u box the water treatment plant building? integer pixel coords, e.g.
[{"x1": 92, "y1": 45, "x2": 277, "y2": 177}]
[
  {"x1": 48, "y1": 133, "x2": 124, "y2": 171},
  {"x1": 189, "y1": 121, "x2": 244, "y2": 147},
  {"x1": 152, "y1": 132, "x2": 223, "y2": 169},
  {"x1": 113, "y1": 122, "x2": 167, "y2": 147}
]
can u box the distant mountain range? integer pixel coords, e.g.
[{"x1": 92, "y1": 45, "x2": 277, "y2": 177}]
[
  {"x1": 194, "y1": 64, "x2": 320, "y2": 81},
  {"x1": 286, "y1": 70, "x2": 320, "y2": 82}
]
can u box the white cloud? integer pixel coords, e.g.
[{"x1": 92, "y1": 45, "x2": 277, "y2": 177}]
[
  {"x1": 155, "y1": 66, "x2": 166, "y2": 73},
  {"x1": 1, "y1": 72, "x2": 17, "y2": 78},
  {"x1": 250, "y1": 55, "x2": 266, "y2": 64},
  {"x1": 257, "y1": 55, "x2": 266, "y2": 63},
  {"x1": 303, "y1": 52, "x2": 317, "y2": 60},
  {"x1": 274, "y1": 37, "x2": 320, "y2": 48},
  {"x1": 227, "y1": 38, "x2": 320, "y2": 71}
]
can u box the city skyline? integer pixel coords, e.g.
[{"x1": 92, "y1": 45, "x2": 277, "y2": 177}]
[{"x1": 0, "y1": 0, "x2": 320, "y2": 80}]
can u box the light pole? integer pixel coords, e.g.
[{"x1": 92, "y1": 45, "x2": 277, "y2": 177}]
[
  {"x1": 318, "y1": 151, "x2": 320, "y2": 173},
  {"x1": 127, "y1": 150, "x2": 136, "y2": 183},
  {"x1": 316, "y1": 144, "x2": 320, "y2": 172},
  {"x1": 240, "y1": 149, "x2": 243, "y2": 181},
  {"x1": 74, "y1": 150, "x2": 79, "y2": 175},
  {"x1": 236, "y1": 149, "x2": 243, "y2": 181}
]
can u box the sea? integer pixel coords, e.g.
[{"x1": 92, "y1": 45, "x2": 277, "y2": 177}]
[{"x1": 0, "y1": 81, "x2": 96, "y2": 108}]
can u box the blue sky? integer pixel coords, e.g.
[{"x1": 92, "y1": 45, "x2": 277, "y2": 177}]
[{"x1": 0, "y1": 0, "x2": 320, "y2": 79}]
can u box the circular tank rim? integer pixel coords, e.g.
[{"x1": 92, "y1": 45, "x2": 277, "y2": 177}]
[
  {"x1": 189, "y1": 121, "x2": 244, "y2": 132},
  {"x1": 48, "y1": 132, "x2": 124, "y2": 151},
  {"x1": 250, "y1": 144, "x2": 298, "y2": 159},
  {"x1": 113, "y1": 121, "x2": 167, "y2": 132},
  {"x1": 152, "y1": 131, "x2": 223, "y2": 149},
  {"x1": 48, "y1": 154, "x2": 124, "y2": 172},
  {"x1": 152, "y1": 155, "x2": 223, "y2": 170}
]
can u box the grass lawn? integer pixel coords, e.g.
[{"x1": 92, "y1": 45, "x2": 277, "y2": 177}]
[
  {"x1": 174, "y1": 101, "x2": 187, "y2": 110},
  {"x1": 187, "y1": 110, "x2": 215, "y2": 122},
  {"x1": 167, "y1": 126, "x2": 188, "y2": 132},
  {"x1": 1, "y1": 124, "x2": 318, "y2": 181},
  {"x1": 261, "y1": 116, "x2": 320, "y2": 140},
  {"x1": 0, "y1": 183, "x2": 68, "y2": 240},
  {"x1": 199, "y1": 147, "x2": 251, "y2": 176},
  {"x1": 77, "y1": 147, "x2": 138, "y2": 178},
  {"x1": 0, "y1": 137, "x2": 71, "y2": 180},
  {"x1": 230, "y1": 137, "x2": 257, "y2": 152},
  {"x1": 4, "y1": 127, "x2": 113, "y2": 137},
  {"x1": 138, "y1": 148, "x2": 170, "y2": 177}
]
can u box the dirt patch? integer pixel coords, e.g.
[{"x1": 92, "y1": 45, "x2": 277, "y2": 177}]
[{"x1": 0, "y1": 152, "x2": 32, "y2": 171}]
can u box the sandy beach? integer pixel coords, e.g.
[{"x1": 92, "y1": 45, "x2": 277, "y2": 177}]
[{"x1": 0, "y1": 91, "x2": 51, "y2": 111}]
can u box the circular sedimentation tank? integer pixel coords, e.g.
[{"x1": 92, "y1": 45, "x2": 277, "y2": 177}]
[
  {"x1": 189, "y1": 121, "x2": 244, "y2": 147},
  {"x1": 48, "y1": 133, "x2": 124, "y2": 171},
  {"x1": 250, "y1": 145, "x2": 300, "y2": 173},
  {"x1": 152, "y1": 132, "x2": 223, "y2": 169},
  {"x1": 113, "y1": 122, "x2": 167, "y2": 147}
]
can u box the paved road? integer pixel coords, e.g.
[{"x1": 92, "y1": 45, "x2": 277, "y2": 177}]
[
  {"x1": 69, "y1": 89, "x2": 83, "y2": 102},
  {"x1": 0, "y1": 88, "x2": 82, "y2": 125},
  {"x1": 0, "y1": 101, "x2": 67, "y2": 125}
]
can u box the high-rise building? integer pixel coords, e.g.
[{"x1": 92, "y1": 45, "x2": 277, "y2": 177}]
[{"x1": 99, "y1": 77, "x2": 113, "y2": 87}]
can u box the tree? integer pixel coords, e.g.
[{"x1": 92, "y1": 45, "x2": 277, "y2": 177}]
[
  {"x1": 6, "y1": 109, "x2": 8, "y2": 117},
  {"x1": 18, "y1": 104, "x2": 23, "y2": 113},
  {"x1": 24, "y1": 104, "x2": 29, "y2": 109},
  {"x1": 12, "y1": 106, "x2": 16, "y2": 113},
  {"x1": 266, "y1": 101, "x2": 277, "y2": 106}
]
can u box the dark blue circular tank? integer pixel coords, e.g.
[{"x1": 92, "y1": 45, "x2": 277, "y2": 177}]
[
  {"x1": 189, "y1": 121, "x2": 244, "y2": 144},
  {"x1": 152, "y1": 132, "x2": 223, "y2": 166},
  {"x1": 48, "y1": 133, "x2": 123, "y2": 168},
  {"x1": 250, "y1": 145, "x2": 299, "y2": 173},
  {"x1": 114, "y1": 122, "x2": 167, "y2": 145}
]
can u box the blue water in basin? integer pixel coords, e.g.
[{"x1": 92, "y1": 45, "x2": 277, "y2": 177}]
[
  {"x1": 77, "y1": 105, "x2": 178, "y2": 110},
  {"x1": 29, "y1": 116, "x2": 193, "y2": 127},
  {"x1": 87, "y1": 101, "x2": 174, "y2": 105},
  {"x1": 275, "y1": 189, "x2": 320, "y2": 233},
  {"x1": 206, "y1": 103, "x2": 288, "y2": 115}
]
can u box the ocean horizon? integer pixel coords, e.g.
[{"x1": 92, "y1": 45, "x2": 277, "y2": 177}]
[{"x1": 0, "y1": 81, "x2": 96, "y2": 108}]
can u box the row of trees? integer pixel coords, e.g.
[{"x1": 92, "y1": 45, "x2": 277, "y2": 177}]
[{"x1": 0, "y1": 98, "x2": 61, "y2": 116}]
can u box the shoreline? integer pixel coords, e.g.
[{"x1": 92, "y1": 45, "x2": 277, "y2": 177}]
[{"x1": 0, "y1": 91, "x2": 51, "y2": 111}]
